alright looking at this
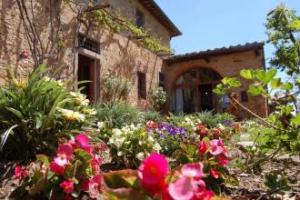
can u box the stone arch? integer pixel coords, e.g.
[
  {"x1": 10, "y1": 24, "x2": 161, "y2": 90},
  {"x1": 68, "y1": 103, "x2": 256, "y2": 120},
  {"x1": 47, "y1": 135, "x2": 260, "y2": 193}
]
[{"x1": 169, "y1": 67, "x2": 223, "y2": 113}]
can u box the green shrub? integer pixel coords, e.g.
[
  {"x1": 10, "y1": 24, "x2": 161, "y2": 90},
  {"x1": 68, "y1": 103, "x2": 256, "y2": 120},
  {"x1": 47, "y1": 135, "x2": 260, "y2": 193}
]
[
  {"x1": 195, "y1": 111, "x2": 235, "y2": 128},
  {"x1": 102, "y1": 74, "x2": 132, "y2": 102},
  {"x1": 140, "y1": 110, "x2": 162, "y2": 122},
  {"x1": 0, "y1": 65, "x2": 96, "y2": 160},
  {"x1": 94, "y1": 102, "x2": 141, "y2": 128}
]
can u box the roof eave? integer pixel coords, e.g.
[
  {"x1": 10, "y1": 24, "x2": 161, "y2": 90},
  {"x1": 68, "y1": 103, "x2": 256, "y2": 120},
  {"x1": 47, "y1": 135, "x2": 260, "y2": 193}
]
[{"x1": 138, "y1": 0, "x2": 181, "y2": 38}]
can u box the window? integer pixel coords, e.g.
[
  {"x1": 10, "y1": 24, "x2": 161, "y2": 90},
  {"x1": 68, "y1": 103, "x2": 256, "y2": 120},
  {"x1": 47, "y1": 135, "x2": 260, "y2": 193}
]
[
  {"x1": 78, "y1": 34, "x2": 100, "y2": 54},
  {"x1": 159, "y1": 72, "x2": 165, "y2": 88},
  {"x1": 138, "y1": 72, "x2": 146, "y2": 99},
  {"x1": 136, "y1": 9, "x2": 145, "y2": 28},
  {"x1": 241, "y1": 91, "x2": 249, "y2": 102}
]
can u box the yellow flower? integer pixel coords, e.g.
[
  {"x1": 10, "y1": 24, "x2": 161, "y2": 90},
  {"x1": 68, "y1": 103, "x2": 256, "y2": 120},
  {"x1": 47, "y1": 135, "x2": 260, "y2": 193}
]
[{"x1": 13, "y1": 79, "x2": 27, "y2": 89}]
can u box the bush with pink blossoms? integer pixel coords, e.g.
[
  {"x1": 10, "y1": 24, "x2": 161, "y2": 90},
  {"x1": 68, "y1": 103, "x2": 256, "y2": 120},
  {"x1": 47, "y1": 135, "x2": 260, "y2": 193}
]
[{"x1": 15, "y1": 133, "x2": 106, "y2": 199}]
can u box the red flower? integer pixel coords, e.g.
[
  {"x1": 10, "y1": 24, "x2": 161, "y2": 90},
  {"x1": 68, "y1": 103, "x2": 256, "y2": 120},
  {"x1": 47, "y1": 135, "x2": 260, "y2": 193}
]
[
  {"x1": 198, "y1": 141, "x2": 208, "y2": 154},
  {"x1": 196, "y1": 123, "x2": 209, "y2": 136},
  {"x1": 50, "y1": 156, "x2": 68, "y2": 175},
  {"x1": 75, "y1": 133, "x2": 92, "y2": 153},
  {"x1": 194, "y1": 188, "x2": 214, "y2": 200},
  {"x1": 210, "y1": 169, "x2": 219, "y2": 179},
  {"x1": 217, "y1": 154, "x2": 229, "y2": 166},
  {"x1": 80, "y1": 179, "x2": 89, "y2": 191},
  {"x1": 57, "y1": 143, "x2": 73, "y2": 160},
  {"x1": 212, "y1": 128, "x2": 221, "y2": 137},
  {"x1": 147, "y1": 121, "x2": 158, "y2": 129},
  {"x1": 60, "y1": 180, "x2": 74, "y2": 194},
  {"x1": 14, "y1": 166, "x2": 28, "y2": 180},
  {"x1": 138, "y1": 153, "x2": 169, "y2": 195}
]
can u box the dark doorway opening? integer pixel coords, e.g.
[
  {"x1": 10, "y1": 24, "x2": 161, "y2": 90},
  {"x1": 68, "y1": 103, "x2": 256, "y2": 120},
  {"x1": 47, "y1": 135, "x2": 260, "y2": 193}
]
[
  {"x1": 199, "y1": 84, "x2": 213, "y2": 111},
  {"x1": 78, "y1": 54, "x2": 99, "y2": 102}
]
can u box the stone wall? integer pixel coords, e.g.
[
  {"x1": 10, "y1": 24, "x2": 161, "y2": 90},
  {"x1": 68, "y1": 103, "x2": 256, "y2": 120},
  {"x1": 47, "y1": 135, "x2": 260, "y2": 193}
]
[
  {"x1": 0, "y1": 0, "x2": 165, "y2": 109},
  {"x1": 163, "y1": 49, "x2": 268, "y2": 118},
  {"x1": 101, "y1": 0, "x2": 171, "y2": 47}
]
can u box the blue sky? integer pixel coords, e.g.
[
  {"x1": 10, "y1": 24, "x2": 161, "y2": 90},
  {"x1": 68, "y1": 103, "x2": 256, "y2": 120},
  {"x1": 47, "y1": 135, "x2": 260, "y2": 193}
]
[{"x1": 155, "y1": 0, "x2": 300, "y2": 66}]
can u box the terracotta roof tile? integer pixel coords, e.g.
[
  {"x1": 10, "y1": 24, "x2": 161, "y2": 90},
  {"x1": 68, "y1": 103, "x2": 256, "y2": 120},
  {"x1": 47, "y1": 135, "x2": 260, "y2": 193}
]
[{"x1": 167, "y1": 42, "x2": 264, "y2": 63}]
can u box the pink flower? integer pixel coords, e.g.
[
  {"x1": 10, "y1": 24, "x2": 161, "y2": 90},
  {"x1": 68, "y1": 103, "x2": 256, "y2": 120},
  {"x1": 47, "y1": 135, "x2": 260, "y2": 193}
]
[
  {"x1": 58, "y1": 143, "x2": 73, "y2": 160},
  {"x1": 138, "y1": 153, "x2": 169, "y2": 195},
  {"x1": 75, "y1": 133, "x2": 92, "y2": 153},
  {"x1": 60, "y1": 180, "x2": 74, "y2": 194},
  {"x1": 181, "y1": 163, "x2": 204, "y2": 179},
  {"x1": 209, "y1": 139, "x2": 225, "y2": 156},
  {"x1": 89, "y1": 175, "x2": 103, "y2": 198},
  {"x1": 217, "y1": 154, "x2": 229, "y2": 166},
  {"x1": 194, "y1": 188, "x2": 214, "y2": 200},
  {"x1": 14, "y1": 166, "x2": 28, "y2": 180},
  {"x1": 91, "y1": 155, "x2": 102, "y2": 175},
  {"x1": 210, "y1": 169, "x2": 219, "y2": 179},
  {"x1": 50, "y1": 156, "x2": 68, "y2": 175},
  {"x1": 198, "y1": 141, "x2": 208, "y2": 154},
  {"x1": 168, "y1": 163, "x2": 205, "y2": 200}
]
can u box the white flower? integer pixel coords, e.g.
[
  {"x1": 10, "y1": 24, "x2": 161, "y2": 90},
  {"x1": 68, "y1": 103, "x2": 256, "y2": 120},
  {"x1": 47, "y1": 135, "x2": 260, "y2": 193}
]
[
  {"x1": 136, "y1": 152, "x2": 145, "y2": 161},
  {"x1": 139, "y1": 141, "x2": 143, "y2": 146},
  {"x1": 81, "y1": 108, "x2": 96, "y2": 115},
  {"x1": 218, "y1": 123, "x2": 225, "y2": 130},
  {"x1": 148, "y1": 136, "x2": 155, "y2": 143},
  {"x1": 117, "y1": 151, "x2": 123, "y2": 156},
  {"x1": 112, "y1": 129, "x2": 122, "y2": 137},
  {"x1": 70, "y1": 92, "x2": 89, "y2": 106},
  {"x1": 153, "y1": 143, "x2": 162, "y2": 152},
  {"x1": 58, "y1": 108, "x2": 85, "y2": 122},
  {"x1": 97, "y1": 122, "x2": 105, "y2": 129}
]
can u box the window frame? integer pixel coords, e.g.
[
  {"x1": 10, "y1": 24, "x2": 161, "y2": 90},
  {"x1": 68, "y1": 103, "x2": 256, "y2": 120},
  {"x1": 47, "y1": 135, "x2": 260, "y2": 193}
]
[{"x1": 138, "y1": 72, "x2": 147, "y2": 99}]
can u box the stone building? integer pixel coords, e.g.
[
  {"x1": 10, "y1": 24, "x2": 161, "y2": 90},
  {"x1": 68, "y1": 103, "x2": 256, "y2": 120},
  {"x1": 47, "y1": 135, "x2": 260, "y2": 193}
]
[{"x1": 0, "y1": 0, "x2": 268, "y2": 118}]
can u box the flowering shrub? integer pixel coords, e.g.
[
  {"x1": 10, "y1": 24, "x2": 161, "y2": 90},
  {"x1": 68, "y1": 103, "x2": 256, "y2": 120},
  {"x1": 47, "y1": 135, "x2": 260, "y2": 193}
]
[
  {"x1": 15, "y1": 133, "x2": 230, "y2": 199},
  {"x1": 105, "y1": 124, "x2": 162, "y2": 168},
  {"x1": 0, "y1": 65, "x2": 96, "y2": 160},
  {"x1": 149, "y1": 87, "x2": 167, "y2": 110},
  {"x1": 15, "y1": 133, "x2": 105, "y2": 199}
]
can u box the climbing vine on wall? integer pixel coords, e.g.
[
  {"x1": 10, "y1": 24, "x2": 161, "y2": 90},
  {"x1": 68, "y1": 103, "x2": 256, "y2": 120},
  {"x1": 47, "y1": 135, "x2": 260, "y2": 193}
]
[{"x1": 89, "y1": 9, "x2": 171, "y2": 54}]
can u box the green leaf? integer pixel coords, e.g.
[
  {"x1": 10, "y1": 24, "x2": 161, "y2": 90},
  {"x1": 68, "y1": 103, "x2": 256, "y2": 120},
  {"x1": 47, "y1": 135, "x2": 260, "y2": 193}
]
[
  {"x1": 281, "y1": 82, "x2": 293, "y2": 91},
  {"x1": 291, "y1": 114, "x2": 300, "y2": 126},
  {"x1": 6, "y1": 107, "x2": 23, "y2": 119},
  {"x1": 213, "y1": 84, "x2": 226, "y2": 95},
  {"x1": 248, "y1": 85, "x2": 265, "y2": 96},
  {"x1": 36, "y1": 154, "x2": 50, "y2": 166},
  {"x1": 240, "y1": 69, "x2": 253, "y2": 79},
  {"x1": 221, "y1": 77, "x2": 241, "y2": 87},
  {"x1": 289, "y1": 20, "x2": 300, "y2": 30},
  {"x1": 256, "y1": 69, "x2": 277, "y2": 84},
  {"x1": 271, "y1": 78, "x2": 282, "y2": 89}
]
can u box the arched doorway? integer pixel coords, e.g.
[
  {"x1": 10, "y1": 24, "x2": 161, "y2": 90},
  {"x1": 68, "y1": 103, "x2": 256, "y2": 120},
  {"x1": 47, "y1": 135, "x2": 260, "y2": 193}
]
[{"x1": 171, "y1": 68, "x2": 222, "y2": 113}]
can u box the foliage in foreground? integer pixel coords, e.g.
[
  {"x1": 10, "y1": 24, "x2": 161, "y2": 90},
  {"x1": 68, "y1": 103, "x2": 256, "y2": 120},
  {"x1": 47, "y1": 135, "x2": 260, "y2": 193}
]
[
  {"x1": 213, "y1": 5, "x2": 300, "y2": 156},
  {"x1": 15, "y1": 132, "x2": 230, "y2": 200},
  {"x1": 0, "y1": 66, "x2": 96, "y2": 160}
]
